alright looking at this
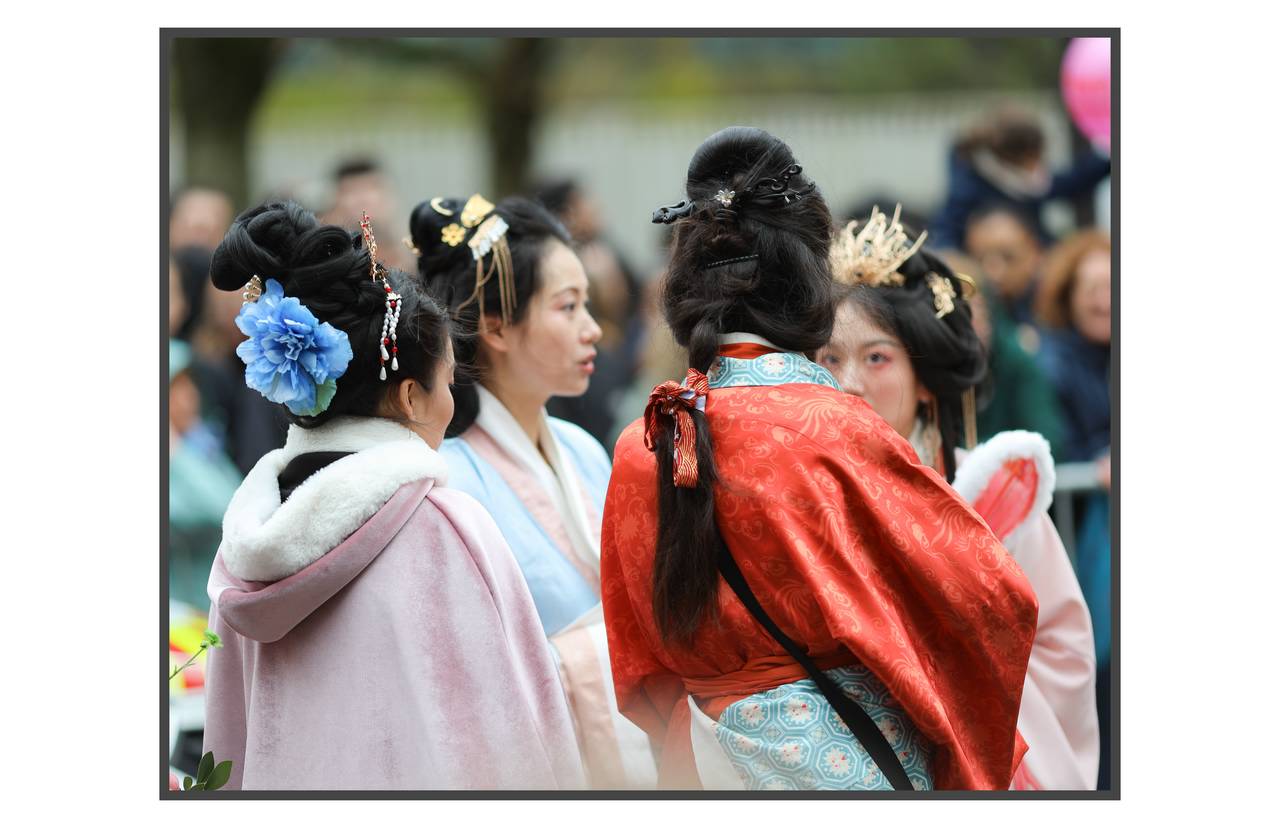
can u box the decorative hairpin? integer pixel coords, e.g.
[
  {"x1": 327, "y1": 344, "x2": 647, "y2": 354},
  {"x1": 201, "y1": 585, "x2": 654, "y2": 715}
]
[
  {"x1": 703, "y1": 253, "x2": 758, "y2": 270},
  {"x1": 460, "y1": 194, "x2": 496, "y2": 229},
  {"x1": 714, "y1": 189, "x2": 735, "y2": 207},
  {"x1": 447, "y1": 194, "x2": 517, "y2": 333},
  {"x1": 925, "y1": 272, "x2": 957, "y2": 318},
  {"x1": 830, "y1": 204, "x2": 927, "y2": 289},
  {"x1": 403, "y1": 237, "x2": 422, "y2": 256},
  {"x1": 361, "y1": 212, "x2": 401, "y2": 381},
  {"x1": 242, "y1": 275, "x2": 264, "y2": 304},
  {"x1": 751, "y1": 163, "x2": 815, "y2": 206},
  {"x1": 652, "y1": 200, "x2": 697, "y2": 225},
  {"x1": 441, "y1": 224, "x2": 466, "y2": 246}
]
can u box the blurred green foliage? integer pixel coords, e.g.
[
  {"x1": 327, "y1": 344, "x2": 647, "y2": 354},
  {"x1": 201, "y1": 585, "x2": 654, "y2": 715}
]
[{"x1": 248, "y1": 36, "x2": 1064, "y2": 126}]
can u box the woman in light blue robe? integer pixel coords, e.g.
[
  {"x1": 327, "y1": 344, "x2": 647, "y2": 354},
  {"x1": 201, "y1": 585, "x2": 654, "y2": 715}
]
[{"x1": 409, "y1": 193, "x2": 657, "y2": 789}]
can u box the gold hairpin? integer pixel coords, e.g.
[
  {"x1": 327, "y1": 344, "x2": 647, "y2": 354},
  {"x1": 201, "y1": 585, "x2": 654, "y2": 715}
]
[
  {"x1": 830, "y1": 204, "x2": 926, "y2": 288},
  {"x1": 953, "y1": 271, "x2": 978, "y2": 299},
  {"x1": 430, "y1": 197, "x2": 455, "y2": 217},
  {"x1": 242, "y1": 275, "x2": 264, "y2": 304},
  {"x1": 460, "y1": 194, "x2": 496, "y2": 229},
  {"x1": 403, "y1": 237, "x2": 421, "y2": 256},
  {"x1": 456, "y1": 211, "x2": 516, "y2": 333},
  {"x1": 925, "y1": 272, "x2": 957, "y2": 318},
  {"x1": 359, "y1": 212, "x2": 380, "y2": 281},
  {"x1": 441, "y1": 224, "x2": 466, "y2": 247}
]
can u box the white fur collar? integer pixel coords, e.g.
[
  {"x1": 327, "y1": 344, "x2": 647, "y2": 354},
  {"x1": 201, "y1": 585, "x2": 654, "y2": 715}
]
[
  {"x1": 219, "y1": 416, "x2": 449, "y2": 582},
  {"x1": 952, "y1": 430, "x2": 1055, "y2": 537}
]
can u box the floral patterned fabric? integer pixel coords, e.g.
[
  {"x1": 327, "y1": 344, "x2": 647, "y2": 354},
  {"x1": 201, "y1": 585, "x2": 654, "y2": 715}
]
[
  {"x1": 601, "y1": 346, "x2": 1038, "y2": 790},
  {"x1": 715, "y1": 666, "x2": 935, "y2": 791}
]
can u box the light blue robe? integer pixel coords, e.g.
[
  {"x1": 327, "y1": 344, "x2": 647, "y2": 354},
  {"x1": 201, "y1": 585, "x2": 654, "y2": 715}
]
[{"x1": 440, "y1": 416, "x2": 611, "y2": 636}]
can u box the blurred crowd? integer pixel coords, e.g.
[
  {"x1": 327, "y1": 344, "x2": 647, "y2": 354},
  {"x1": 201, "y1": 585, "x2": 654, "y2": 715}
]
[{"x1": 168, "y1": 106, "x2": 1111, "y2": 782}]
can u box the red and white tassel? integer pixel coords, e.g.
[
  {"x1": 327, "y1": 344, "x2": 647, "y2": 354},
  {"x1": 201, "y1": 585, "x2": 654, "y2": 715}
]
[{"x1": 379, "y1": 282, "x2": 402, "y2": 381}]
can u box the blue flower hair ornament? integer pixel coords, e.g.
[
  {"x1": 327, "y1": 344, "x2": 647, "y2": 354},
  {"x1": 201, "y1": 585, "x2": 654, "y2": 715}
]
[{"x1": 234, "y1": 279, "x2": 354, "y2": 416}]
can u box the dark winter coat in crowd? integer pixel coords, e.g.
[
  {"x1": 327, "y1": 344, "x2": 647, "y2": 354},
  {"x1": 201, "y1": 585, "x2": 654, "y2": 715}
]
[
  {"x1": 1036, "y1": 328, "x2": 1110, "y2": 463},
  {"x1": 929, "y1": 148, "x2": 1111, "y2": 252}
]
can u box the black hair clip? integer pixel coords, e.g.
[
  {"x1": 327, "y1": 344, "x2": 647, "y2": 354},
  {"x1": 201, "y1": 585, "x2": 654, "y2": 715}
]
[
  {"x1": 751, "y1": 163, "x2": 815, "y2": 206},
  {"x1": 652, "y1": 200, "x2": 697, "y2": 224}
]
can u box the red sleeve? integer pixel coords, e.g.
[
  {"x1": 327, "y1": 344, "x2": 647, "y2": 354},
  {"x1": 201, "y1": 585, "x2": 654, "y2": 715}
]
[
  {"x1": 599, "y1": 422, "x2": 699, "y2": 786},
  {"x1": 760, "y1": 393, "x2": 1038, "y2": 789}
]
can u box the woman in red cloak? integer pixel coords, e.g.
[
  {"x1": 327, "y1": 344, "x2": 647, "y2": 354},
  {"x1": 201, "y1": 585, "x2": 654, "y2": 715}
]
[{"x1": 600, "y1": 127, "x2": 1039, "y2": 791}]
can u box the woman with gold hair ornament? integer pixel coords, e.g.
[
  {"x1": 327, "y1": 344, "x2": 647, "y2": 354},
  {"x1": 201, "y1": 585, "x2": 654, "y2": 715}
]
[
  {"x1": 409, "y1": 194, "x2": 658, "y2": 789},
  {"x1": 818, "y1": 206, "x2": 1099, "y2": 790}
]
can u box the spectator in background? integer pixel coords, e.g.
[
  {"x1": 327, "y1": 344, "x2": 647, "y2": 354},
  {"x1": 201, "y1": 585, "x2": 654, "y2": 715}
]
[
  {"x1": 1035, "y1": 229, "x2": 1111, "y2": 465},
  {"x1": 1035, "y1": 228, "x2": 1113, "y2": 790},
  {"x1": 940, "y1": 251, "x2": 1066, "y2": 460},
  {"x1": 535, "y1": 178, "x2": 645, "y2": 448},
  {"x1": 169, "y1": 187, "x2": 234, "y2": 343},
  {"x1": 170, "y1": 187, "x2": 234, "y2": 252},
  {"x1": 964, "y1": 203, "x2": 1046, "y2": 330},
  {"x1": 189, "y1": 271, "x2": 288, "y2": 474},
  {"x1": 320, "y1": 158, "x2": 413, "y2": 271},
  {"x1": 169, "y1": 339, "x2": 242, "y2": 609},
  {"x1": 930, "y1": 104, "x2": 1110, "y2": 252}
]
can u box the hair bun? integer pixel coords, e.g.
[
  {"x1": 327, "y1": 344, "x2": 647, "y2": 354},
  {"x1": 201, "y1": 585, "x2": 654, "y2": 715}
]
[
  {"x1": 209, "y1": 201, "x2": 320, "y2": 292},
  {"x1": 409, "y1": 196, "x2": 476, "y2": 274}
]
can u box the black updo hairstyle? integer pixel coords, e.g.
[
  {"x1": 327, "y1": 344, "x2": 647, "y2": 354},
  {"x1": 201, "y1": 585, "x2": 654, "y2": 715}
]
[
  {"x1": 650, "y1": 125, "x2": 836, "y2": 645},
  {"x1": 209, "y1": 200, "x2": 452, "y2": 429},
  {"x1": 408, "y1": 195, "x2": 573, "y2": 438},
  {"x1": 833, "y1": 242, "x2": 987, "y2": 483}
]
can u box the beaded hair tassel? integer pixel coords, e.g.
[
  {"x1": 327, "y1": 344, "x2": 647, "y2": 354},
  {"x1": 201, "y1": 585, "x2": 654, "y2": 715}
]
[{"x1": 361, "y1": 212, "x2": 401, "y2": 381}]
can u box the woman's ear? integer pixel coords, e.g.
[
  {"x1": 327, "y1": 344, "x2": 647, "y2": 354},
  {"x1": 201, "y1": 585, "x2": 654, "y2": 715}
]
[
  {"x1": 394, "y1": 377, "x2": 418, "y2": 420},
  {"x1": 916, "y1": 382, "x2": 935, "y2": 408},
  {"x1": 477, "y1": 314, "x2": 511, "y2": 355}
]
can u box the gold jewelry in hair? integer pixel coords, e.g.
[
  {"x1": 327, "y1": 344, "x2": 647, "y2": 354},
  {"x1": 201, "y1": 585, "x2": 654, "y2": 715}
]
[
  {"x1": 925, "y1": 272, "x2": 957, "y2": 318},
  {"x1": 430, "y1": 197, "x2": 455, "y2": 217},
  {"x1": 242, "y1": 275, "x2": 264, "y2": 304},
  {"x1": 961, "y1": 387, "x2": 978, "y2": 451},
  {"x1": 441, "y1": 224, "x2": 466, "y2": 247},
  {"x1": 403, "y1": 237, "x2": 421, "y2": 256},
  {"x1": 830, "y1": 204, "x2": 927, "y2": 288},
  {"x1": 460, "y1": 194, "x2": 496, "y2": 229},
  {"x1": 456, "y1": 210, "x2": 516, "y2": 333},
  {"x1": 953, "y1": 271, "x2": 978, "y2": 299}
]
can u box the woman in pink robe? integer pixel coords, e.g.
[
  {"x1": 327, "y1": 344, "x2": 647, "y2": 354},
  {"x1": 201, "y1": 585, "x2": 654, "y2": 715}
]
[{"x1": 197, "y1": 202, "x2": 583, "y2": 790}]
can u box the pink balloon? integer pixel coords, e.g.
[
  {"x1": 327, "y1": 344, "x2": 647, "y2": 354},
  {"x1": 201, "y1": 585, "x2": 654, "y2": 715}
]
[{"x1": 1061, "y1": 37, "x2": 1112, "y2": 150}]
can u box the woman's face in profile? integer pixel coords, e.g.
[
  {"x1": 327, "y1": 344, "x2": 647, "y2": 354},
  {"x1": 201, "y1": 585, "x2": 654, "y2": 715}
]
[{"x1": 503, "y1": 240, "x2": 603, "y2": 399}]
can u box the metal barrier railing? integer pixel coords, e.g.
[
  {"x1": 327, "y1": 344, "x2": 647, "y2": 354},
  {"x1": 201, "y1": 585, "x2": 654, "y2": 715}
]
[{"x1": 1050, "y1": 462, "x2": 1106, "y2": 566}]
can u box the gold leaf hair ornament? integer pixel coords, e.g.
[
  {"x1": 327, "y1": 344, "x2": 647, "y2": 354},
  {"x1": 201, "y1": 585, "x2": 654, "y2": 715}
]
[
  {"x1": 360, "y1": 212, "x2": 402, "y2": 381},
  {"x1": 242, "y1": 275, "x2": 264, "y2": 304},
  {"x1": 450, "y1": 194, "x2": 515, "y2": 333},
  {"x1": 830, "y1": 204, "x2": 927, "y2": 289},
  {"x1": 925, "y1": 272, "x2": 957, "y2": 319}
]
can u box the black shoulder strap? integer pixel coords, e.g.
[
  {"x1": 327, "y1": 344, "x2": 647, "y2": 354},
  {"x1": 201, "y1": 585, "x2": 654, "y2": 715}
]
[{"x1": 717, "y1": 548, "x2": 914, "y2": 791}]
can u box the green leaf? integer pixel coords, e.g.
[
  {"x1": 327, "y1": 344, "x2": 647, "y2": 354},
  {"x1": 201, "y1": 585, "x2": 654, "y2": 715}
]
[
  {"x1": 183, "y1": 776, "x2": 193, "y2": 791},
  {"x1": 205, "y1": 760, "x2": 233, "y2": 790},
  {"x1": 196, "y1": 751, "x2": 215, "y2": 784},
  {"x1": 203, "y1": 630, "x2": 223, "y2": 649}
]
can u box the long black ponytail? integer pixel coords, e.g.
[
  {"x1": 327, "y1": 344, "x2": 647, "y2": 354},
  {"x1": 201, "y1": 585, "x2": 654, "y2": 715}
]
[{"x1": 649, "y1": 126, "x2": 835, "y2": 645}]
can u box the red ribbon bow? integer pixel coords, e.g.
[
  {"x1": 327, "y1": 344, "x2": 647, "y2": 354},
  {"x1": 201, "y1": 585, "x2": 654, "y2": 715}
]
[{"x1": 643, "y1": 369, "x2": 710, "y2": 488}]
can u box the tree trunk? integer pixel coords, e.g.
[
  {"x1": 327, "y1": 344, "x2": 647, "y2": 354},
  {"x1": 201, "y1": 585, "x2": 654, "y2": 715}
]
[
  {"x1": 482, "y1": 38, "x2": 551, "y2": 198},
  {"x1": 170, "y1": 38, "x2": 280, "y2": 209}
]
